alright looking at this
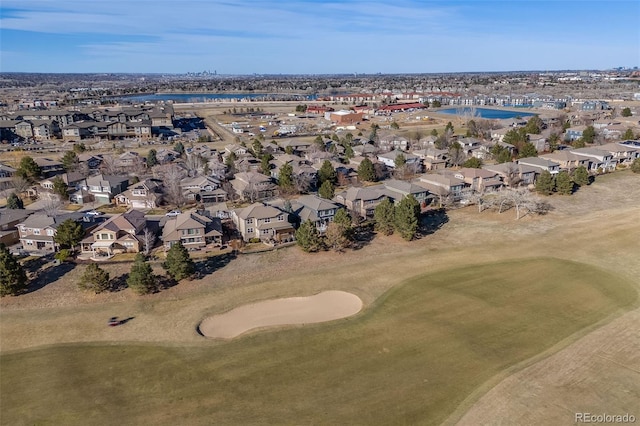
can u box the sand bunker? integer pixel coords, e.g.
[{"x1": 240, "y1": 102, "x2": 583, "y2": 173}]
[{"x1": 199, "y1": 290, "x2": 363, "y2": 339}]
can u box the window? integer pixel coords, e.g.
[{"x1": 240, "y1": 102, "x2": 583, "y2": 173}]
[
  {"x1": 26, "y1": 240, "x2": 33, "y2": 245},
  {"x1": 262, "y1": 229, "x2": 270, "y2": 235},
  {"x1": 263, "y1": 217, "x2": 271, "y2": 223},
  {"x1": 33, "y1": 229, "x2": 41, "y2": 235},
  {"x1": 277, "y1": 214, "x2": 284, "y2": 221},
  {"x1": 187, "y1": 229, "x2": 196, "y2": 235},
  {"x1": 246, "y1": 219, "x2": 252, "y2": 225},
  {"x1": 247, "y1": 228, "x2": 253, "y2": 234},
  {"x1": 46, "y1": 229, "x2": 54, "y2": 236}
]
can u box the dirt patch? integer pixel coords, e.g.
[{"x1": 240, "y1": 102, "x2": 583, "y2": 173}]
[{"x1": 198, "y1": 290, "x2": 362, "y2": 339}]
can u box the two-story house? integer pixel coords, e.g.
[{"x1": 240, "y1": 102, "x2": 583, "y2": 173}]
[
  {"x1": 180, "y1": 176, "x2": 222, "y2": 203},
  {"x1": 231, "y1": 203, "x2": 294, "y2": 242},
  {"x1": 539, "y1": 151, "x2": 591, "y2": 172},
  {"x1": 452, "y1": 168, "x2": 503, "y2": 193},
  {"x1": 377, "y1": 150, "x2": 422, "y2": 170},
  {"x1": 483, "y1": 162, "x2": 538, "y2": 186},
  {"x1": 285, "y1": 195, "x2": 340, "y2": 233},
  {"x1": 115, "y1": 178, "x2": 164, "y2": 209},
  {"x1": 415, "y1": 173, "x2": 466, "y2": 201},
  {"x1": 0, "y1": 209, "x2": 33, "y2": 246},
  {"x1": 516, "y1": 157, "x2": 561, "y2": 175},
  {"x1": 83, "y1": 174, "x2": 130, "y2": 205},
  {"x1": 230, "y1": 172, "x2": 278, "y2": 202},
  {"x1": 16, "y1": 212, "x2": 98, "y2": 253},
  {"x1": 162, "y1": 210, "x2": 223, "y2": 250},
  {"x1": 381, "y1": 179, "x2": 431, "y2": 205},
  {"x1": 568, "y1": 147, "x2": 616, "y2": 173},
  {"x1": 334, "y1": 187, "x2": 389, "y2": 219},
  {"x1": 80, "y1": 209, "x2": 147, "y2": 257}
]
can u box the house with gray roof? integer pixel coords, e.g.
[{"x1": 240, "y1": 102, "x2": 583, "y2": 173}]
[
  {"x1": 483, "y1": 162, "x2": 537, "y2": 186},
  {"x1": 269, "y1": 195, "x2": 340, "y2": 233},
  {"x1": 0, "y1": 208, "x2": 33, "y2": 246},
  {"x1": 80, "y1": 210, "x2": 146, "y2": 257},
  {"x1": 83, "y1": 174, "x2": 130, "y2": 205},
  {"x1": 516, "y1": 157, "x2": 560, "y2": 175}
]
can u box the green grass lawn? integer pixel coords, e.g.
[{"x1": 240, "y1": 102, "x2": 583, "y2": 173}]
[{"x1": 1, "y1": 258, "x2": 636, "y2": 425}]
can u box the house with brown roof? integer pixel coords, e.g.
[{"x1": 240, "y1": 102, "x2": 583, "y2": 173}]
[
  {"x1": 231, "y1": 203, "x2": 294, "y2": 242},
  {"x1": 230, "y1": 172, "x2": 278, "y2": 202},
  {"x1": 452, "y1": 168, "x2": 503, "y2": 192},
  {"x1": 0, "y1": 208, "x2": 33, "y2": 246},
  {"x1": 334, "y1": 186, "x2": 389, "y2": 218},
  {"x1": 80, "y1": 209, "x2": 147, "y2": 257},
  {"x1": 162, "y1": 210, "x2": 223, "y2": 250}
]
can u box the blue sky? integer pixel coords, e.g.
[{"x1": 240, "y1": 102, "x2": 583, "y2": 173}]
[{"x1": 1, "y1": 0, "x2": 638, "y2": 74}]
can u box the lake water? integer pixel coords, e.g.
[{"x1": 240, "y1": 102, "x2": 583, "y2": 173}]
[
  {"x1": 438, "y1": 107, "x2": 534, "y2": 119},
  {"x1": 116, "y1": 93, "x2": 317, "y2": 103}
]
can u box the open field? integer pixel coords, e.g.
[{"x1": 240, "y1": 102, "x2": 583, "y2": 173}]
[
  {"x1": 1, "y1": 171, "x2": 639, "y2": 425},
  {"x1": 1, "y1": 258, "x2": 635, "y2": 426}
]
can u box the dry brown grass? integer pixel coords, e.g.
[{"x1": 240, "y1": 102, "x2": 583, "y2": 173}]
[{"x1": 1, "y1": 171, "x2": 639, "y2": 424}]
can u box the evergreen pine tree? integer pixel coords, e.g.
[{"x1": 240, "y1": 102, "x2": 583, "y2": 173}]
[
  {"x1": 535, "y1": 170, "x2": 555, "y2": 195},
  {"x1": 394, "y1": 195, "x2": 420, "y2": 241},
  {"x1": 6, "y1": 192, "x2": 24, "y2": 209},
  {"x1": 0, "y1": 244, "x2": 28, "y2": 297},
  {"x1": 573, "y1": 166, "x2": 589, "y2": 186},
  {"x1": 79, "y1": 263, "x2": 110, "y2": 293},
  {"x1": 147, "y1": 149, "x2": 158, "y2": 167},
  {"x1": 374, "y1": 198, "x2": 395, "y2": 235},
  {"x1": 53, "y1": 219, "x2": 85, "y2": 252},
  {"x1": 127, "y1": 253, "x2": 156, "y2": 294},
  {"x1": 295, "y1": 220, "x2": 321, "y2": 252},
  {"x1": 318, "y1": 160, "x2": 337, "y2": 185},
  {"x1": 318, "y1": 180, "x2": 335, "y2": 199},
  {"x1": 358, "y1": 157, "x2": 376, "y2": 182},
  {"x1": 555, "y1": 171, "x2": 574, "y2": 195},
  {"x1": 163, "y1": 242, "x2": 195, "y2": 281}
]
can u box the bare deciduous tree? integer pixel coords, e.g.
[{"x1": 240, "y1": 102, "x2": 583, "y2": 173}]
[
  {"x1": 142, "y1": 227, "x2": 156, "y2": 256},
  {"x1": 162, "y1": 164, "x2": 186, "y2": 207},
  {"x1": 41, "y1": 192, "x2": 62, "y2": 217}
]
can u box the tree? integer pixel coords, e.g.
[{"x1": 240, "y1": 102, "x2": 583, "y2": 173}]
[
  {"x1": 54, "y1": 219, "x2": 84, "y2": 252},
  {"x1": 72, "y1": 143, "x2": 86, "y2": 153},
  {"x1": 631, "y1": 158, "x2": 640, "y2": 174},
  {"x1": 430, "y1": 128, "x2": 438, "y2": 137},
  {"x1": 0, "y1": 244, "x2": 28, "y2": 297},
  {"x1": 462, "y1": 157, "x2": 482, "y2": 168},
  {"x1": 548, "y1": 132, "x2": 561, "y2": 151},
  {"x1": 295, "y1": 220, "x2": 321, "y2": 252},
  {"x1": 622, "y1": 128, "x2": 635, "y2": 140},
  {"x1": 147, "y1": 149, "x2": 158, "y2": 167},
  {"x1": 431, "y1": 100, "x2": 442, "y2": 108},
  {"x1": 357, "y1": 157, "x2": 376, "y2": 182},
  {"x1": 313, "y1": 135, "x2": 326, "y2": 151},
  {"x1": 164, "y1": 242, "x2": 195, "y2": 281},
  {"x1": 174, "y1": 141, "x2": 185, "y2": 156},
  {"x1": 394, "y1": 153, "x2": 406, "y2": 169},
  {"x1": 333, "y1": 208, "x2": 353, "y2": 239},
  {"x1": 260, "y1": 154, "x2": 272, "y2": 175},
  {"x1": 535, "y1": 170, "x2": 555, "y2": 195},
  {"x1": 445, "y1": 122, "x2": 454, "y2": 133},
  {"x1": 162, "y1": 164, "x2": 186, "y2": 207},
  {"x1": 374, "y1": 198, "x2": 395, "y2": 235},
  {"x1": 318, "y1": 160, "x2": 337, "y2": 185},
  {"x1": 491, "y1": 144, "x2": 512, "y2": 163},
  {"x1": 394, "y1": 195, "x2": 420, "y2": 241},
  {"x1": 582, "y1": 126, "x2": 596, "y2": 144},
  {"x1": 324, "y1": 222, "x2": 348, "y2": 251},
  {"x1": 555, "y1": 171, "x2": 574, "y2": 195},
  {"x1": 17, "y1": 156, "x2": 41, "y2": 182},
  {"x1": 79, "y1": 263, "x2": 110, "y2": 293},
  {"x1": 448, "y1": 142, "x2": 465, "y2": 167},
  {"x1": 6, "y1": 192, "x2": 23, "y2": 209},
  {"x1": 318, "y1": 180, "x2": 335, "y2": 200},
  {"x1": 127, "y1": 253, "x2": 156, "y2": 294},
  {"x1": 621, "y1": 107, "x2": 632, "y2": 117},
  {"x1": 573, "y1": 166, "x2": 589, "y2": 186},
  {"x1": 278, "y1": 163, "x2": 294, "y2": 191},
  {"x1": 52, "y1": 176, "x2": 69, "y2": 200},
  {"x1": 518, "y1": 142, "x2": 538, "y2": 158},
  {"x1": 11, "y1": 175, "x2": 31, "y2": 196},
  {"x1": 142, "y1": 227, "x2": 156, "y2": 256},
  {"x1": 390, "y1": 121, "x2": 400, "y2": 130},
  {"x1": 61, "y1": 151, "x2": 79, "y2": 172},
  {"x1": 524, "y1": 115, "x2": 543, "y2": 134},
  {"x1": 41, "y1": 193, "x2": 62, "y2": 217}
]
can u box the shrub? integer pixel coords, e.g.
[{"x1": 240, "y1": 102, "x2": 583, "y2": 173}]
[{"x1": 79, "y1": 263, "x2": 110, "y2": 293}]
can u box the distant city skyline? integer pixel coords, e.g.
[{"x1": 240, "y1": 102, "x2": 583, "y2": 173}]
[{"x1": 1, "y1": 0, "x2": 638, "y2": 74}]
